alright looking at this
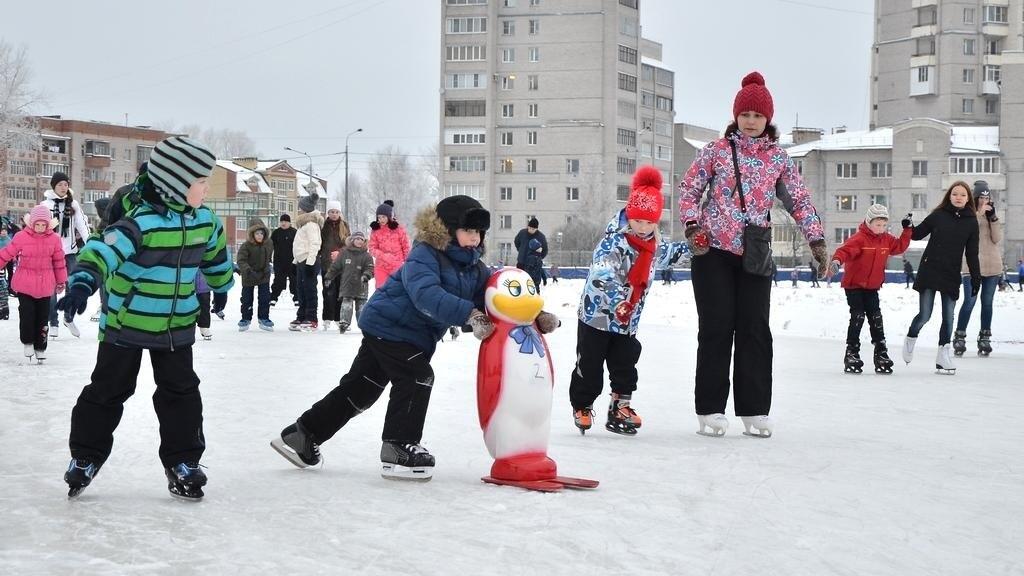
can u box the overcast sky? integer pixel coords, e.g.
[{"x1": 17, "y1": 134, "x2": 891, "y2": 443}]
[{"x1": 5, "y1": 0, "x2": 874, "y2": 193}]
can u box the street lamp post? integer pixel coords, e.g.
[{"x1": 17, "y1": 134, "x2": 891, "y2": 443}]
[
  {"x1": 284, "y1": 146, "x2": 317, "y2": 211},
  {"x1": 344, "y1": 128, "x2": 363, "y2": 219}
]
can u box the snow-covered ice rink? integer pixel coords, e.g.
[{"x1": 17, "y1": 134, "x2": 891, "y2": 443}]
[{"x1": 2, "y1": 279, "x2": 1022, "y2": 575}]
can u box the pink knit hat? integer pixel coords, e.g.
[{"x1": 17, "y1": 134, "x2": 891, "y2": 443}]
[
  {"x1": 733, "y1": 71, "x2": 774, "y2": 124},
  {"x1": 29, "y1": 204, "x2": 52, "y2": 227}
]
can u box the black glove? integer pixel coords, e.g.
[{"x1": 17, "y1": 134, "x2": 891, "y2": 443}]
[
  {"x1": 809, "y1": 240, "x2": 830, "y2": 279},
  {"x1": 970, "y1": 275, "x2": 982, "y2": 297},
  {"x1": 985, "y1": 203, "x2": 998, "y2": 222},
  {"x1": 535, "y1": 310, "x2": 560, "y2": 334},
  {"x1": 56, "y1": 283, "x2": 91, "y2": 317},
  {"x1": 901, "y1": 213, "x2": 913, "y2": 229},
  {"x1": 684, "y1": 221, "x2": 710, "y2": 257}
]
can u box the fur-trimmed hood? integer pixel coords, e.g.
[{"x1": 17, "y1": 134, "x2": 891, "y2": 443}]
[
  {"x1": 246, "y1": 218, "x2": 269, "y2": 243},
  {"x1": 294, "y1": 210, "x2": 324, "y2": 229},
  {"x1": 413, "y1": 206, "x2": 453, "y2": 251}
]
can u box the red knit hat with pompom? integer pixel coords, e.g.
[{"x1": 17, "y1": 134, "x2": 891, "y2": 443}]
[
  {"x1": 733, "y1": 71, "x2": 774, "y2": 124},
  {"x1": 625, "y1": 165, "x2": 664, "y2": 222}
]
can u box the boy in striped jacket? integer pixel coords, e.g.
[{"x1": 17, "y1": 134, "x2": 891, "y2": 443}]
[{"x1": 57, "y1": 137, "x2": 234, "y2": 501}]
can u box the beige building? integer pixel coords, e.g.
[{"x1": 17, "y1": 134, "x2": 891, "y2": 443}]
[
  {"x1": 438, "y1": 0, "x2": 675, "y2": 265},
  {"x1": 2, "y1": 116, "x2": 167, "y2": 219}
]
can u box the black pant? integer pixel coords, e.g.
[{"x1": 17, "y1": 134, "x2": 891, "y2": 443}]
[
  {"x1": 69, "y1": 343, "x2": 204, "y2": 467},
  {"x1": 568, "y1": 320, "x2": 642, "y2": 409},
  {"x1": 322, "y1": 276, "x2": 340, "y2": 322},
  {"x1": 196, "y1": 292, "x2": 211, "y2": 329},
  {"x1": 691, "y1": 249, "x2": 773, "y2": 416},
  {"x1": 845, "y1": 289, "x2": 885, "y2": 347},
  {"x1": 300, "y1": 337, "x2": 435, "y2": 444},
  {"x1": 271, "y1": 261, "x2": 296, "y2": 301},
  {"x1": 211, "y1": 291, "x2": 227, "y2": 314},
  {"x1": 18, "y1": 294, "x2": 50, "y2": 349},
  {"x1": 49, "y1": 253, "x2": 77, "y2": 326},
  {"x1": 295, "y1": 263, "x2": 319, "y2": 322},
  {"x1": 240, "y1": 283, "x2": 270, "y2": 322}
]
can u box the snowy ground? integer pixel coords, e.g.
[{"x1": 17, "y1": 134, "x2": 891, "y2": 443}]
[{"x1": 1, "y1": 279, "x2": 1022, "y2": 575}]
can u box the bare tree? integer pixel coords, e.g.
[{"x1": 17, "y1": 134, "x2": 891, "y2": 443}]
[
  {"x1": 367, "y1": 145, "x2": 435, "y2": 227},
  {"x1": 552, "y1": 158, "x2": 617, "y2": 266},
  {"x1": 1, "y1": 41, "x2": 43, "y2": 217},
  {"x1": 155, "y1": 122, "x2": 257, "y2": 158},
  {"x1": 419, "y1": 142, "x2": 440, "y2": 198},
  {"x1": 339, "y1": 172, "x2": 376, "y2": 232}
]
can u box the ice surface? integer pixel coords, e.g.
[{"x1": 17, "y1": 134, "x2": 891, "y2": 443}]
[{"x1": 1, "y1": 280, "x2": 1022, "y2": 574}]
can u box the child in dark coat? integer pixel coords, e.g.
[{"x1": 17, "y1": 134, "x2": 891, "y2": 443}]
[
  {"x1": 235, "y1": 218, "x2": 274, "y2": 331},
  {"x1": 323, "y1": 230, "x2": 374, "y2": 333}
]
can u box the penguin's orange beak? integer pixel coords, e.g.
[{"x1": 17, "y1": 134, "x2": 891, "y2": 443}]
[{"x1": 493, "y1": 292, "x2": 543, "y2": 323}]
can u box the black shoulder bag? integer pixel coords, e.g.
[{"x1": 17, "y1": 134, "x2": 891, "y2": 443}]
[{"x1": 729, "y1": 138, "x2": 775, "y2": 277}]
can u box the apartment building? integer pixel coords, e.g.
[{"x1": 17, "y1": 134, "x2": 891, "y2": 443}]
[{"x1": 439, "y1": 0, "x2": 675, "y2": 264}]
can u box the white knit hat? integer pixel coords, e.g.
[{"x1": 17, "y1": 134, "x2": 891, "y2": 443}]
[{"x1": 864, "y1": 204, "x2": 889, "y2": 224}]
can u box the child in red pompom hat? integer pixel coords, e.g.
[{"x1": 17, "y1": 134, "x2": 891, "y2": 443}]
[{"x1": 568, "y1": 165, "x2": 689, "y2": 437}]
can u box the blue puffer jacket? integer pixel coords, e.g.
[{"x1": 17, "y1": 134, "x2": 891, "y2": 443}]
[
  {"x1": 577, "y1": 209, "x2": 689, "y2": 335},
  {"x1": 358, "y1": 206, "x2": 488, "y2": 354}
]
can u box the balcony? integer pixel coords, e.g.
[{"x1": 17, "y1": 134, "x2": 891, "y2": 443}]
[
  {"x1": 982, "y1": 22, "x2": 1008, "y2": 37},
  {"x1": 910, "y1": 55, "x2": 937, "y2": 68},
  {"x1": 982, "y1": 80, "x2": 1001, "y2": 95},
  {"x1": 911, "y1": 24, "x2": 937, "y2": 38},
  {"x1": 984, "y1": 54, "x2": 1003, "y2": 66},
  {"x1": 911, "y1": 0, "x2": 937, "y2": 6},
  {"x1": 83, "y1": 180, "x2": 111, "y2": 191},
  {"x1": 84, "y1": 155, "x2": 111, "y2": 169}
]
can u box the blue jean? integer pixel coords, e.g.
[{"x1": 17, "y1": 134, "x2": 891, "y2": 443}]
[
  {"x1": 955, "y1": 276, "x2": 998, "y2": 332},
  {"x1": 908, "y1": 289, "x2": 956, "y2": 345},
  {"x1": 295, "y1": 262, "x2": 319, "y2": 322},
  {"x1": 240, "y1": 283, "x2": 270, "y2": 322}
]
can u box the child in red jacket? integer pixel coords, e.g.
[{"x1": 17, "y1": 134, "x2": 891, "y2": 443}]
[{"x1": 830, "y1": 204, "x2": 912, "y2": 374}]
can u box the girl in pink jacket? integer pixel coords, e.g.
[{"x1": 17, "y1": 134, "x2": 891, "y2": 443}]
[
  {"x1": 369, "y1": 200, "x2": 410, "y2": 288},
  {"x1": 0, "y1": 204, "x2": 68, "y2": 360}
]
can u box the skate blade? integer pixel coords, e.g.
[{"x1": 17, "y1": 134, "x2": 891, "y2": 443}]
[
  {"x1": 874, "y1": 368, "x2": 893, "y2": 374},
  {"x1": 168, "y1": 487, "x2": 204, "y2": 502},
  {"x1": 844, "y1": 368, "x2": 863, "y2": 374},
  {"x1": 270, "y1": 438, "x2": 311, "y2": 469},
  {"x1": 381, "y1": 464, "x2": 433, "y2": 481},
  {"x1": 742, "y1": 431, "x2": 772, "y2": 438},
  {"x1": 482, "y1": 476, "x2": 562, "y2": 492},
  {"x1": 67, "y1": 486, "x2": 87, "y2": 499},
  {"x1": 696, "y1": 429, "x2": 726, "y2": 437},
  {"x1": 604, "y1": 423, "x2": 638, "y2": 436},
  {"x1": 935, "y1": 367, "x2": 956, "y2": 375}
]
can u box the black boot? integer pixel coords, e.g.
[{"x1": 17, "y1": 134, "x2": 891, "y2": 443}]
[
  {"x1": 65, "y1": 458, "x2": 101, "y2": 498},
  {"x1": 978, "y1": 329, "x2": 992, "y2": 356},
  {"x1": 165, "y1": 462, "x2": 207, "y2": 501},
  {"x1": 873, "y1": 342, "x2": 894, "y2": 374},
  {"x1": 380, "y1": 441, "x2": 435, "y2": 481},
  {"x1": 952, "y1": 330, "x2": 967, "y2": 357},
  {"x1": 844, "y1": 344, "x2": 864, "y2": 374},
  {"x1": 271, "y1": 420, "x2": 321, "y2": 468}
]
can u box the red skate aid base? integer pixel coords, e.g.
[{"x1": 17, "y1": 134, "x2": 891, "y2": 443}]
[{"x1": 482, "y1": 454, "x2": 598, "y2": 492}]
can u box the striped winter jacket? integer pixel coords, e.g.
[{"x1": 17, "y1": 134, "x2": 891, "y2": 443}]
[{"x1": 68, "y1": 186, "x2": 234, "y2": 350}]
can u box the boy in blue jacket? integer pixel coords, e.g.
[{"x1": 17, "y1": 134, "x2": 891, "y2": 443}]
[{"x1": 271, "y1": 196, "x2": 559, "y2": 480}]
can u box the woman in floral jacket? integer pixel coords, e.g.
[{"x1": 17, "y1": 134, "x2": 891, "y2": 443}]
[{"x1": 678, "y1": 71, "x2": 829, "y2": 439}]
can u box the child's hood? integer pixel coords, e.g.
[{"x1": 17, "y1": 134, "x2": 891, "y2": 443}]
[
  {"x1": 294, "y1": 210, "x2": 324, "y2": 229},
  {"x1": 413, "y1": 206, "x2": 451, "y2": 251},
  {"x1": 246, "y1": 218, "x2": 270, "y2": 243}
]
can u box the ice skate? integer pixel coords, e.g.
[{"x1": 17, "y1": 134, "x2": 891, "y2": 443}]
[
  {"x1": 697, "y1": 413, "x2": 729, "y2": 437},
  {"x1": 573, "y1": 406, "x2": 594, "y2": 435},
  {"x1": 65, "y1": 458, "x2": 101, "y2": 498},
  {"x1": 338, "y1": 322, "x2": 349, "y2": 334},
  {"x1": 844, "y1": 344, "x2": 864, "y2": 374},
  {"x1": 935, "y1": 344, "x2": 956, "y2": 375},
  {"x1": 258, "y1": 319, "x2": 274, "y2": 332},
  {"x1": 49, "y1": 324, "x2": 58, "y2": 338},
  {"x1": 977, "y1": 329, "x2": 992, "y2": 357},
  {"x1": 322, "y1": 320, "x2": 334, "y2": 332},
  {"x1": 288, "y1": 319, "x2": 303, "y2": 331},
  {"x1": 270, "y1": 420, "x2": 321, "y2": 468},
  {"x1": 902, "y1": 336, "x2": 917, "y2": 364},
  {"x1": 380, "y1": 441, "x2": 434, "y2": 481},
  {"x1": 34, "y1": 348, "x2": 46, "y2": 362},
  {"x1": 62, "y1": 319, "x2": 80, "y2": 338},
  {"x1": 741, "y1": 415, "x2": 774, "y2": 438},
  {"x1": 952, "y1": 330, "x2": 967, "y2": 357},
  {"x1": 165, "y1": 462, "x2": 207, "y2": 501},
  {"x1": 605, "y1": 393, "x2": 640, "y2": 436},
  {"x1": 24, "y1": 344, "x2": 34, "y2": 358},
  {"x1": 214, "y1": 310, "x2": 225, "y2": 320},
  {"x1": 238, "y1": 320, "x2": 250, "y2": 332},
  {"x1": 89, "y1": 309, "x2": 101, "y2": 322},
  {"x1": 300, "y1": 320, "x2": 318, "y2": 332},
  {"x1": 199, "y1": 327, "x2": 212, "y2": 340},
  {"x1": 873, "y1": 342, "x2": 894, "y2": 374}
]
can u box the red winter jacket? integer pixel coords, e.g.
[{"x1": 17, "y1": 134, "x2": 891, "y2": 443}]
[
  {"x1": 369, "y1": 222, "x2": 410, "y2": 288},
  {"x1": 0, "y1": 228, "x2": 68, "y2": 298},
  {"x1": 832, "y1": 222, "x2": 912, "y2": 290}
]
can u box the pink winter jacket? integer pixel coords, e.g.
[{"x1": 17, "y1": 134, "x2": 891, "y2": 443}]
[
  {"x1": 368, "y1": 222, "x2": 410, "y2": 287},
  {"x1": 0, "y1": 228, "x2": 68, "y2": 298},
  {"x1": 678, "y1": 133, "x2": 824, "y2": 256}
]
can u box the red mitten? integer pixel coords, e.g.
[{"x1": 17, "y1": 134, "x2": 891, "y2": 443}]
[{"x1": 614, "y1": 301, "x2": 634, "y2": 323}]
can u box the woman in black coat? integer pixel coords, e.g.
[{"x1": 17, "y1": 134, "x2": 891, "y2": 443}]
[{"x1": 902, "y1": 181, "x2": 980, "y2": 372}]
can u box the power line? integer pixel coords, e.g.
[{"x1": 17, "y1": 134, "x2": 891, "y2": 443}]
[{"x1": 773, "y1": 0, "x2": 872, "y2": 16}]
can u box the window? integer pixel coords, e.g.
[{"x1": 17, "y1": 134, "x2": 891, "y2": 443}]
[
  {"x1": 964, "y1": 38, "x2": 975, "y2": 55},
  {"x1": 566, "y1": 159, "x2": 580, "y2": 174},
  {"x1": 912, "y1": 193, "x2": 929, "y2": 209},
  {"x1": 503, "y1": 20, "x2": 515, "y2": 36},
  {"x1": 618, "y1": 73, "x2": 637, "y2": 92},
  {"x1": 236, "y1": 217, "x2": 249, "y2": 231},
  {"x1": 126, "y1": 148, "x2": 132, "y2": 161},
  {"x1": 528, "y1": 75, "x2": 538, "y2": 90},
  {"x1": 656, "y1": 145, "x2": 672, "y2": 162},
  {"x1": 616, "y1": 157, "x2": 636, "y2": 175},
  {"x1": 984, "y1": 65, "x2": 1001, "y2": 82},
  {"x1": 915, "y1": 37, "x2": 935, "y2": 55},
  {"x1": 447, "y1": 0, "x2": 486, "y2": 4},
  {"x1": 446, "y1": 45, "x2": 486, "y2": 61},
  {"x1": 530, "y1": 0, "x2": 540, "y2": 5},
  {"x1": 949, "y1": 156, "x2": 1000, "y2": 174},
  {"x1": 870, "y1": 194, "x2": 888, "y2": 207},
  {"x1": 619, "y1": 15, "x2": 637, "y2": 36},
  {"x1": 794, "y1": 160, "x2": 803, "y2": 175},
  {"x1": 617, "y1": 99, "x2": 636, "y2": 118},
  {"x1": 834, "y1": 228, "x2": 858, "y2": 243},
  {"x1": 986, "y1": 99, "x2": 998, "y2": 114},
  {"x1": 619, "y1": 0, "x2": 637, "y2": 7},
  {"x1": 870, "y1": 162, "x2": 892, "y2": 178},
  {"x1": 641, "y1": 90, "x2": 654, "y2": 108},
  {"x1": 618, "y1": 45, "x2": 637, "y2": 64},
  {"x1": 912, "y1": 160, "x2": 928, "y2": 177},
  {"x1": 617, "y1": 128, "x2": 636, "y2": 147},
  {"x1": 527, "y1": 186, "x2": 537, "y2": 201},
  {"x1": 983, "y1": 5, "x2": 1008, "y2": 23},
  {"x1": 501, "y1": 158, "x2": 514, "y2": 173},
  {"x1": 8, "y1": 160, "x2": 36, "y2": 175},
  {"x1": 447, "y1": 17, "x2": 487, "y2": 34},
  {"x1": 963, "y1": 68, "x2": 975, "y2": 84},
  {"x1": 500, "y1": 215, "x2": 513, "y2": 229},
  {"x1": 640, "y1": 142, "x2": 652, "y2": 158},
  {"x1": 528, "y1": 103, "x2": 538, "y2": 118},
  {"x1": 503, "y1": 0, "x2": 516, "y2": 6},
  {"x1": 41, "y1": 162, "x2": 69, "y2": 177},
  {"x1": 501, "y1": 75, "x2": 514, "y2": 90},
  {"x1": 85, "y1": 140, "x2": 111, "y2": 156},
  {"x1": 529, "y1": 19, "x2": 540, "y2": 34},
  {"x1": 500, "y1": 131, "x2": 514, "y2": 146},
  {"x1": 917, "y1": 6, "x2": 936, "y2": 25},
  {"x1": 566, "y1": 187, "x2": 580, "y2": 201},
  {"x1": 124, "y1": 173, "x2": 131, "y2": 184},
  {"x1": 446, "y1": 72, "x2": 486, "y2": 89},
  {"x1": 445, "y1": 100, "x2": 486, "y2": 117},
  {"x1": 985, "y1": 39, "x2": 1001, "y2": 55},
  {"x1": 656, "y1": 68, "x2": 674, "y2": 87},
  {"x1": 835, "y1": 195, "x2": 858, "y2": 211},
  {"x1": 448, "y1": 130, "x2": 486, "y2": 145},
  {"x1": 655, "y1": 120, "x2": 672, "y2": 137},
  {"x1": 445, "y1": 183, "x2": 483, "y2": 199},
  {"x1": 500, "y1": 187, "x2": 513, "y2": 201},
  {"x1": 502, "y1": 103, "x2": 514, "y2": 118},
  {"x1": 6, "y1": 186, "x2": 36, "y2": 200},
  {"x1": 526, "y1": 159, "x2": 537, "y2": 173},
  {"x1": 836, "y1": 163, "x2": 858, "y2": 179},
  {"x1": 448, "y1": 155, "x2": 486, "y2": 172},
  {"x1": 964, "y1": 7, "x2": 975, "y2": 23},
  {"x1": 137, "y1": 146, "x2": 153, "y2": 163},
  {"x1": 917, "y1": 66, "x2": 929, "y2": 83},
  {"x1": 641, "y1": 117, "x2": 653, "y2": 131},
  {"x1": 502, "y1": 48, "x2": 515, "y2": 63},
  {"x1": 616, "y1": 185, "x2": 630, "y2": 201},
  {"x1": 656, "y1": 96, "x2": 673, "y2": 112},
  {"x1": 642, "y1": 64, "x2": 654, "y2": 82},
  {"x1": 529, "y1": 47, "x2": 540, "y2": 62},
  {"x1": 963, "y1": 98, "x2": 974, "y2": 114},
  {"x1": 527, "y1": 131, "x2": 537, "y2": 145}
]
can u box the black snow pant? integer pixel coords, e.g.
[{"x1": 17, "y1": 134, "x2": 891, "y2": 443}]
[
  {"x1": 270, "y1": 260, "x2": 297, "y2": 302},
  {"x1": 299, "y1": 336, "x2": 434, "y2": 445},
  {"x1": 18, "y1": 294, "x2": 50, "y2": 350},
  {"x1": 844, "y1": 289, "x2": 885, "y2": 348},
  {"x1": 196, "y1": 292, "x2": 211, "y2": 329},
  {"x1": 322, "y1": 275, "x2": 340, "y2": 322},
  {"x1": 69, "y1": 343, "x2": 205, "y2": 468},
  {"x1": 691, "y1": 248, "x2": 773, "y2": 417},
  {"x1": 568, "y1": 320, "x2": 642, "y2": 410},
  {"x1": 295, "y1": 262, "x2": 319, "y2": 322}
]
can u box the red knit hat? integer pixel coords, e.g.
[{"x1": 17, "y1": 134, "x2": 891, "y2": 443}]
[
  {"x1": 625, "y1": 165, "x2": 663, "y2": 222},
  {"x1": 733, "y1": 71, "x2": 774, "y2": 124}
]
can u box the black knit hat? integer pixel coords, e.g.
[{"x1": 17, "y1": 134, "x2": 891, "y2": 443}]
[
  {"x1": 279, "y1": 213, "x2": 291, "y2": 222},
  {"x1": 973, "y1": 180, "x2": 990, "y2": 200},
  {"x1": 528, "y1": 217, "x2": 539, "y2": 228},
  {"x1": 436, "y1": 195, "x2": 490, "y2": 233},
  {"x1": 50, "y1": 171, "x2": 70, "y2": 190}
]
